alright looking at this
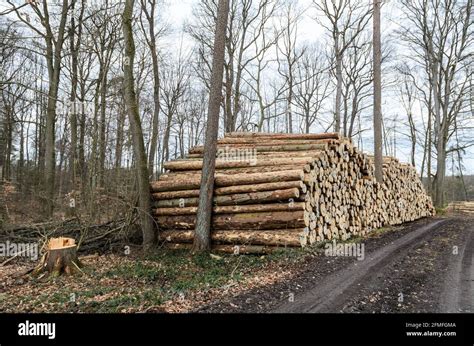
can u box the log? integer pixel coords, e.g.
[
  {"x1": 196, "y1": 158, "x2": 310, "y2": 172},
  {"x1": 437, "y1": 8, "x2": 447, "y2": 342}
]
[
  {"x1": 155, "y1": 210, "x2": 306, "y2": 230},
  {"x1": 151, "y1": 181, "x2": 306, "y2": 200},
  {"x1": 153, "y1": 202, "x2": 305, "y2": 215},
  {"x1": 164, "y1": 243, "x2": 276, "y2": 255},
  {"x1": 189, "y1": 143, "x2": 328, "y2": 155},
  {"x1": 216, "y1": 137, "x2": 337, "y2": 144},
  {"x1": 163, "y1": 157, "x2": 315, "y2": 171},
  {"x1": 161, "y1": 229, "x2": 306, "y2": 247},
  {"x1": 186, "y1": 150, "x2": 326, "y2": 159},
  {"x1": 150, "y1": 170, "x2": 305, "y2": 192},
  {"x1": 214, "y1": 181, "x2": 306, "y2": 195},
  {"x1": 152, "y1": 188, "x2": 301, "y2": 207},
  {"x1": 152, "y1": 189, "x2": 201, "y2": 199},
  {"x1": 159, "y1": 164, "x2": 311, "y2": 177},
  {"x1": 225, "y1": 132, "x2": 341, "y2": 140},
  {"x1": 190, "y1": 141, "x2": 330, "y2": 152}
]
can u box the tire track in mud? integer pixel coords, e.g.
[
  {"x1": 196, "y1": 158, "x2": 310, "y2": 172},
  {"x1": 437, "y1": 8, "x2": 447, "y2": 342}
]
[
  {"x1": 440, "y1": 224, "x2": 473, "y2": 313},
  {"x1": 274, "y1": 219, "x2": 448, "y2": 313}
]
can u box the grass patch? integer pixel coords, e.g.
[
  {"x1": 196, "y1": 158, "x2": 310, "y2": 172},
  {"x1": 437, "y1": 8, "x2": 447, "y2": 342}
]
[{"x1": 105, "y1": 261, "x2": 176, "y2": 283}]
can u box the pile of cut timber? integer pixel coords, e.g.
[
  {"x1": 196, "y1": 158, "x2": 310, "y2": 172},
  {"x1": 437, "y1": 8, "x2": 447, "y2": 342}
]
[
  {"x1": 150, "y1": 132, "x2": 435, "y2": 253},
  {"x1": 447, "y1": 201, "x2": 474, "y2": 214}
]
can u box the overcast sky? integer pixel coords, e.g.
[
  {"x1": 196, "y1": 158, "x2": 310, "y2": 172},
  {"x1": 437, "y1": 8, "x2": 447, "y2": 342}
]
[
  {"x1": 1, "y1": 0, "x2": 472, "y2": 174},
  {"x1": 162, "y1": 0, "x2": 474, "y2": 174}
]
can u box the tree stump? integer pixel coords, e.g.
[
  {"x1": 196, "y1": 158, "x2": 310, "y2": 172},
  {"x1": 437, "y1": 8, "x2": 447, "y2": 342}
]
[{"x1": 33, "y1": 237, "x2": 82, "y2": 277}]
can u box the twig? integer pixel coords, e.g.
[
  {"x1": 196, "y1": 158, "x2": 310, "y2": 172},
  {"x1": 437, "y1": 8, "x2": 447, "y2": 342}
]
[{"x1": 72, "y1": 260, "x2": 85, "y2": 276}]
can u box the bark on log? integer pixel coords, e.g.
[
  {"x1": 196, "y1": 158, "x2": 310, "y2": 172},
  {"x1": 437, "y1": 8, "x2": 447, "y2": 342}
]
[
  {"x1": 189, "y1": 143, "x2": 328, "y2": 155},
  {"x1": 155, "y1": 210, "x2": 306, "y2": 230},
  {"x1": 161, "y1": 229, "x2": 306, "y2": 247},
  {"x1": 158, "y1": 164, "x2": 311, "y2": 179},
  {"x1": 225, "y1": 132, "x2": 341, "y2": 140},
  {"x1": 150, "y1": 170, "x2": 305, "y2": 192},
  {"x1": 152, "y1": 181, "x2": 306, "y2": 199},
  {"x1": 164, "y1": 243, "x2": 276, "y2": 254},
  {"x1": 163, "y1": 157, "x2": 315, "y2": 171},
  {"x1": 152, "y1": 188, "x2": 300, "y2": 207},
  {"x1": 153, "y1": 202, "x2": 305, "y2": 215}
]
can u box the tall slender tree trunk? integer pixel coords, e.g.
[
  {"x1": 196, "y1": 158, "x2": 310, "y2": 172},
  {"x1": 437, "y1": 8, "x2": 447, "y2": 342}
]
[
  {"x1": 69, "y1": 0, "x2": 84, "y2": 189},
  {"x1": 224, "y1": 62, "x2": 233, "y2": 133},
  {"x1": 18, "y1": 120, "x2": 25, "y2": 188},
  {"x1": 122, "y1": 0, "x2": 156, "y2": 252},
  {"x1": 161, "y1": 113, "x2": 172, "y2": 170},
  {"x1": 43, "y1": 0, "x2": 69, "y2": 217},
  {"x1": 98, "y1": 71, "x2": 108, "y2": 187},
  {"x1": 78, "y1": 88, "x2": 87, "y2": 187},
  {"x1": 287, "y1": 82, "x2": 293, "y2": 134},
  {"x1": 334, "y1": 51, "x2": 342, "y2": 133},
  {"x1": 193, "y1": 0, "x2": 230, "y2": 252},
  {"x1": 140, "y1": 0, "x2": 161, "y2": 179},
  {"x1": 148, "y1": 47, "x2": 160, "y2": 179},
  {"x1": 427, "y1": 102, "x2": 432, "y2": 194},
  {"x1": 4, "y1": 105, "x2": 12, "y2": 181},
  {"x1": 435, "y1": 133, "x2": 446, "y2": 207},
  {"x1": 69, "y1": 34, "x2": 79, "y2": 187},
  {"x1": 115, "y1": 100, "x2": 126, "y2": 170},
  {"x1": 373, "y1": 0, "x2": 383, "y2": 183},
  {"x1": 431, "y1": 62, "x2": 445, "y2": 208}
]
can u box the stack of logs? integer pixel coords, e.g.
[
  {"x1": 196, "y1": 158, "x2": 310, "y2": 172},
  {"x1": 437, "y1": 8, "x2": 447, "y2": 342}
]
[
  {"x1": 447, "y1": 201, "x2": 474, "y2": 214},
  {"x1": 150, "y1": 132, "x2": 435, "y2": 253}
]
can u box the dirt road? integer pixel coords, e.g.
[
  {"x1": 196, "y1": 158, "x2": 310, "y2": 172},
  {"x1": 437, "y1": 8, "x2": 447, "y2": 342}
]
[{"x1": 198, "y1": 216, "x2": 473, "y2": 313}]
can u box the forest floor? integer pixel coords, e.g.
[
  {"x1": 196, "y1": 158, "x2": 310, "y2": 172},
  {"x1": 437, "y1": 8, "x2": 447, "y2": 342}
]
[
  {"x1": 0, "y1": 213, "x2": 472, "y2": 313},
  {"x1": 0, "y1": 243, "x2": 308, "y2": 313}
]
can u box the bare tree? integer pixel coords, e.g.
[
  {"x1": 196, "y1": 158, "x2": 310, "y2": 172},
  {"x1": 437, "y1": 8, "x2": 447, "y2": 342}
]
[
  {"x1": 160, "y1": 52, "x2": 191, "y2": 168},
  {"x1": 67, "y1": 0, "x2": 85, "y2": 189},
  {"x1": 314, "y1": 0, "x2": 372, "y2": 133},
  {"x1": 397, "y1": 64, "x2": 418, "y2": 167},
  {"x1": 193, "y1": 0, "x2": 230, "y2": 252},
  {"x1": 139, "y1": 0, "x2": 166, "y2": 179},
  {"x1": 400, "y1": 0, "x2": 473, "y2": 207},
  {"x1": 7, "y1": 0, "x2": 71, "y2": 217},
  {"x1": 277, "y1": 1, "x2": 304, "y2": 134},
  {"x1": 294, "y1": 45, "x2": 331, "y2": 133},
  {"x1": 340, "y1": 32, "x2": 375, "y2": 138},
  {"x1": 86, "y1": 1, "x2": 122, "y2": 188},
  {"x1": 122, "y1": 0, "x2": 156, "y2": 251},
  {"x1": 373, "y1": 0, "x2": 383, "y2": 183},
  {"x1": 188, "y1": 0, "x2": 277, "y2": 133}
]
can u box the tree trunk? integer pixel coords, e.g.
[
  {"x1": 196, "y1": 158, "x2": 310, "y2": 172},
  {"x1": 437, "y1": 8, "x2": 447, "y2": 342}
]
[
  {"x1": 434, "y1": 136, "x2": 446, "y2": 207},
  {"x1": 148, "y1": 33, "x2": 160, "y2": 179},
  {"x1": 43, "y1": 0, "x2": 69, "y2": 218},
  {"x1": 335, "y1": 52, "x2": 342, "y2": 133},
  {"x1": 33, "y1": 237, "x2": 81, "y2": 277},
  {"x1": 98, "y1": 70, "x2": 108, "y2": 187},
  {"x1": 193, "y1": 0, "x2": 230, "y2": 252},
  {"x1": 68, "y1": 0, "x2": 84, "y2": 189},
  {"x1": 122, "y1": 0, "x2": 157, "y2": 251},
  {"x1": 373, "y1": 0, "x2": 383, "y2": 183}
]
